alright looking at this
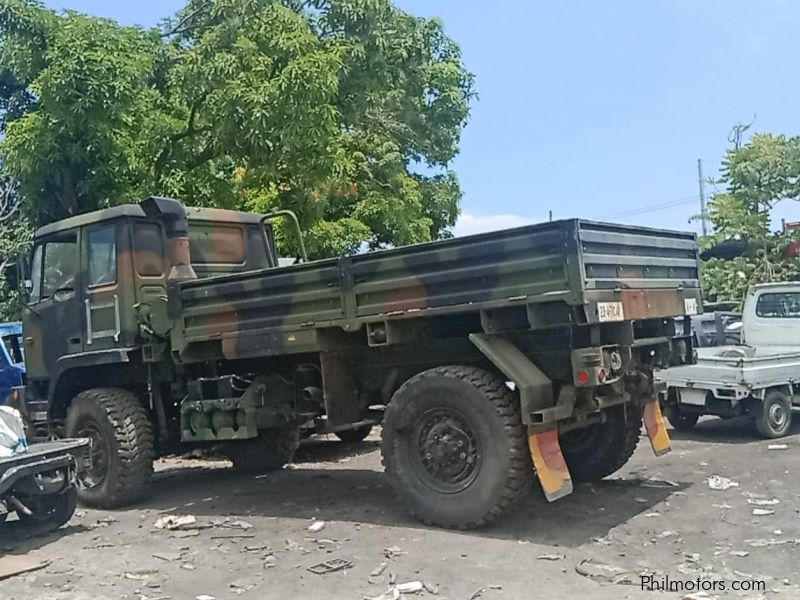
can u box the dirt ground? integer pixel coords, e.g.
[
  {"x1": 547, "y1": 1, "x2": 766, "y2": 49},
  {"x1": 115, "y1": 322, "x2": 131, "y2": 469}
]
[{"x1": 2, "y1": 416, "x2": 798, "y2": 600}]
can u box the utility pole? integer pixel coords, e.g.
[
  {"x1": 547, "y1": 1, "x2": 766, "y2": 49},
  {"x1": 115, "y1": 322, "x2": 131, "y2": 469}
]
[{"x1": 697, "y1": 158, "x2": 707, "y2": 236}]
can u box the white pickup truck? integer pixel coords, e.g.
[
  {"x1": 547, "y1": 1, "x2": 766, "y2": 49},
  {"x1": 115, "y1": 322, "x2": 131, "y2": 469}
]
[{"x1": 657, "y1": 282, "x2": 800, "y2": 438}]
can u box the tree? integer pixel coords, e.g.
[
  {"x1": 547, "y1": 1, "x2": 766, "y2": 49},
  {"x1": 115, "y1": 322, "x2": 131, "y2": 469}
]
[
  {"x1": 701, "y1": 134, "x2": 800, "y2": 305},
  {"x1": 0, "y1": 0, "x2": 474, "y2": 258},
  {"x1": 0, "y1": 177, "x2": 31, "y2": 320}
]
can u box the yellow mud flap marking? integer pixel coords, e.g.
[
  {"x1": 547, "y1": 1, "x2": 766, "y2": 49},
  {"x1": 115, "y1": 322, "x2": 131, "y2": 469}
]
[
  {"x1": 643, "y1": 398, "x2": 671, "y2": 456},
  {"x1": 528, "y1": 429, "x2": 573, "y2": 502}
]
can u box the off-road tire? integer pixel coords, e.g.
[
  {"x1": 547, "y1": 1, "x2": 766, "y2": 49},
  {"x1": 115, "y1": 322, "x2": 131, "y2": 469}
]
[
  {"x1": 335, "y1": 424, "x2": 373, "y2": 443},
  {"x1": 753, "y1": 389, "x2": 792, "y2": 439},
  {"x1": 381, "y1": 366, "x2": 531, "y2": 529},
  {"x1": 227, "y1": 426, "x2": 301, "y2": 472},
  {"x1": 65, "y1": 388, "x2": 154, "y2": 508},
  {"x1": 560, "y1": 403, "x2": 642, "y2": 483},
  {"x1": 664, "y1": 406, "x2": 699, "y2": 431},
  {"x1": 18, "y1": 487, "x2": 78, "y2": 529}
]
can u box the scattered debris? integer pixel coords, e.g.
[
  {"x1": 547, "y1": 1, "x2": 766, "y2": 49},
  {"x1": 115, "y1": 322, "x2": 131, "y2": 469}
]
[
  {"x1": 752, "y1": 508, "x2": 775, "y2": 516},
  {"x1": 422, "y1": 581, "x2": 439, "y2": 594},
  {"x1": 0, "y1": 556, "x2": 50, "y2": 581},
  {"x1": 383, "y1": 546, "x2": 406, "y2": 559},
  {"x1": 307, "y1": 521, "x2": 327, "y2": 533},
  {"x1": 747, "y1": 498, "x2": 780, "y2": 506},
  {"x1": 468, "y1": 584, "x2": 502, "y2": 600},
  {"x1": 153, "y1": 552, "x2": 183, "y2": 562},
  {"x1": 707, "y1": 475, "x2": 739, "y2": 490},
  {"x1": 284, "y1": 539, "x2": 310, "y2": 554},
  {"x1": 396, "y1": 581, "x2": 424, "y2": 594},
  {"x1": 575, "y1": 559, "x2": 637, "y2": 585},
  {"x1": 229, "y1": 576, "x2": 261, "y2": 595},
  {"x1": 370, "y1": 562, "x2": 389, "y2": 577},
  {"x1": 768, "y1": 444, "x2": 788, "y2": 450},
  {"x1": 196, "y1": 595, "x2": 215, "y2": 600},
  {"x1": 154, "y1": 515, "x2": 203, "y2": 531},
  {"x1": 307, "y1": 558, "x2": 353, "y2": 575},
  {"x1": 210, "y1": 533, "x2": 256, "y2": 539},
  {"x1": 729, "y1": 550, "x2": 750, "y2": 557},
  {"x1": 537, "y1": 554, "x2": 565, "y2": 561}
]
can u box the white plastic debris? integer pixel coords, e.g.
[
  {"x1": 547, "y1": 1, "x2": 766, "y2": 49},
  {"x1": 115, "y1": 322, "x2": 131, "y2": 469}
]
[
  {"x1": 307, "y1": 521, "x2": 326, "y2": 533},
  {"x1": 0, "y1": 406, "x2": 27, "y2": 457},
  {"x1": 154, "y1": 515, "x2": 198, "y2": 530},
  {"x1": 706, "y1": 475, "x2": 739, "y2": 490},
  {"x1": 752, "y1": 508, "x2": 775, "y2": 516},
  {"x1": 396, "y1": 581, "x2": 424, "y2": 594},
  {"x1": 768, "y1": 444, "x2": 788, "y2": 450},
  {"x1": 747, "y1": 498, "x2": 780, "y2": 506}
]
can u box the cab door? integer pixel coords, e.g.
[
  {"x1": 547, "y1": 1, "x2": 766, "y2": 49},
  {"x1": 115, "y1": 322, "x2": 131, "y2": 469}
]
[
  {"x1": 22, "y1": 231, "x2": 82, "y2": 383},
  {"x1": 83, "y1": 222, "x2": 131, "y2": 351}
]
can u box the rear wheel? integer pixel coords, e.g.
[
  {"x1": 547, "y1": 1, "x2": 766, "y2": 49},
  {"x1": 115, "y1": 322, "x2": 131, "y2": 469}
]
[
  {"x1": 664, "y1": 407, "x2": 699, "y2": 431},
  {"x1": 560, "y1": 403, "x2": 641, "y2": 483},
  {"x1": 753, "y1": 390, "x2": 792, "y2": 438},
  {"x1": 335, "y1": 424, "x2": 373, "y2": 443},
  {"x1": 65, "y1": 388, "x2": 154, "y2": 508},
  {"x1": 227, "y1": 426, "x2": 301, "y2": 472},
  {"x1": 18, "y1": 488, "x2": 78, "y2": 529},
  {"x1": 381, "y1": 366, "x2": 531, "y2": 529}
]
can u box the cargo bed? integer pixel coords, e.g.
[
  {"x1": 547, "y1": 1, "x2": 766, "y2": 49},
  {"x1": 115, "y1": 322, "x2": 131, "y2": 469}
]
[{"x1": 174, "y1": 219, "x2": 701, "y2": 359}]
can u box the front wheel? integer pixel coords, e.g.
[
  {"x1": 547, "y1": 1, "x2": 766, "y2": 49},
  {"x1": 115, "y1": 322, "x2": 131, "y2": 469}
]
[
  {"x1": 560, "y1": 403, "x2": 641, "y2": 483},
  {"x1": 381, "y1": 366, "x2": 531, "y2": 529},
  {"x1": 753, "y1": 390, "x2": 792, "y2": 438},
  {"x1": 65, "y1": 388, "x2": 154, "y2": 508}
]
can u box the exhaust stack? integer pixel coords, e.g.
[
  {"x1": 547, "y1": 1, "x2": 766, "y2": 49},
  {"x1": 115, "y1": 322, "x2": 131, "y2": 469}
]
[{"x1": 140, "y1": 196, "x2": 197, "y2": 281}]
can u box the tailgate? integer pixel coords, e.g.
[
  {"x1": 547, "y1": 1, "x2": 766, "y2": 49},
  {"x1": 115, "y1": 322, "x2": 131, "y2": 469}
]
[{"x1": 577, "y1": 221, "x2": 701, "y2": 323}]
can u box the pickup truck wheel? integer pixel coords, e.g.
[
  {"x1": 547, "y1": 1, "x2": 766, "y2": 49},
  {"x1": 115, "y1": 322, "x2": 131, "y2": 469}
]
[
  {"x1": 18, "y1": 488, "x2": 78, "y2": 529},
  {"x1": 65, "y1": 388, "x2": 154, "y2": 508},
  {"x1": 560, "y1": 403, "x2": 641, "y2": 483},
  {"x1": 664, "y1": 407, "x2": 699, "y2": 431},
  {"x1": 754, "y1": 390, "x2": 792, "y2": 438},
  {"x1": 335, "y1": 425, "x2": 373, "y2": 443},
  {"x1": 227, "y1": 426, "x2": 301, "y2": 472},
  {"x1": 381, "y1": 366, "x2": 531, "y2": 529}
]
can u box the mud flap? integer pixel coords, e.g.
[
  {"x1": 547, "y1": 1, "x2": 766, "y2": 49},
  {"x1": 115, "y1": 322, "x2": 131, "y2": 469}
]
[
  {"x1": 528, "y1": 428, "x2": 573, "y2": 502},
  {"x1": 643, "y1": 398, "x2": 671, "y2": 456}
]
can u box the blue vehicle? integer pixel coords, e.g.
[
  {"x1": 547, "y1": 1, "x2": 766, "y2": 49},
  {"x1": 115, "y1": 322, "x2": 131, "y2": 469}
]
[{"x1": 0, "y1": 322, "x2": 25, "y2": 404}]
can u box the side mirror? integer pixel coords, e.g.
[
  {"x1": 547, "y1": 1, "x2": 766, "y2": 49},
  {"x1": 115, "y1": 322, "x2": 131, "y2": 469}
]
[
  {"x1": 3, "y1": 261, "x2": 19, "y2": 291},
  {"x1": 9, "y1": 251, "x2": 30, "y2": 295}
]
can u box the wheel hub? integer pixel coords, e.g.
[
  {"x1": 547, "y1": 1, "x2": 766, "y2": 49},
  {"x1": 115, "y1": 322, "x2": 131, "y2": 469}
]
[
  {"x1": 77, "y1": 422, "x2": 108, "y2": 488},
  {"x1": 413, "y1": 409, "x2": 480, "y2": 493},
  {"x1": 769, "y1": 402, "x2": 787, "y2": 428}
]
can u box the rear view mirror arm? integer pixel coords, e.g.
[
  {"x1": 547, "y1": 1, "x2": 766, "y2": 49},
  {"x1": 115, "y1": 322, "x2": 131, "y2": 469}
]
[{"x1": 260, "y1": 209, "x2": 308, "y2": 264}]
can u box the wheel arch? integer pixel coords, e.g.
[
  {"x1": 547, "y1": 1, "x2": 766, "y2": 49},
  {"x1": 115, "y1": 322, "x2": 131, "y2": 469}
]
[{"x1": 49, "y1": 352, "x2": 148, "y2": 421}]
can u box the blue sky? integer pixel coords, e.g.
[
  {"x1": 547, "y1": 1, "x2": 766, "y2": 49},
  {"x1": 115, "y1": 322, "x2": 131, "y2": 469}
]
[{"x1": 46, "y1": 0, "x2": 800, "y2": 235}]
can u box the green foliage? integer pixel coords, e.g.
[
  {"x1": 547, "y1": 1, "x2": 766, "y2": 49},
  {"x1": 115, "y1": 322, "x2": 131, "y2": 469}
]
[
  {"x1": 0, "y1": 0, "x2": 473, "y2": 260},
  {"x1": 701, "y1": 133, "x2": 800, "y2": 306}
]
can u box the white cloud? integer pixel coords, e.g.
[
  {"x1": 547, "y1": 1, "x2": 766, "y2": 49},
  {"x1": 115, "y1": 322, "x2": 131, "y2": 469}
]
[{"x1": 452, "y1": 212, "x2": 538, "y2": 237}]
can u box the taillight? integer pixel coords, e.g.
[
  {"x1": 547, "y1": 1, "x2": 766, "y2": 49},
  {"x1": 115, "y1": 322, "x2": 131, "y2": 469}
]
[{"x1": 576, "y1": 370, "x2": 591, "y2": 385}]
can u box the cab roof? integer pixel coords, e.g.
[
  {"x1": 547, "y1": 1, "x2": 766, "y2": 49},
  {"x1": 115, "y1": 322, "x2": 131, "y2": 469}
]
[{"x1": 35, "y1": 204, "x2": 264, "y2": 239}]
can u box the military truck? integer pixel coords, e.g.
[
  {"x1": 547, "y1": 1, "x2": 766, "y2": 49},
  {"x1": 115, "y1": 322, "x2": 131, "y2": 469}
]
[{"x1": 15, "y1": 197, "x2": 699, "y2": 528}]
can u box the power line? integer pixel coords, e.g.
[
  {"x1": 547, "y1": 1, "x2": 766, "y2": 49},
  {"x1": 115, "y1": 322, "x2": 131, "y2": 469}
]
[{"x1": 601, "y1": 195, "x2": 700, "y2": 220}]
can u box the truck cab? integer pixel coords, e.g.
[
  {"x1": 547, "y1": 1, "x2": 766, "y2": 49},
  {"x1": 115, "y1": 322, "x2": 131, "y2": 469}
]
[{"x1": 20, "y1": 204, "x2": 275, "y2": 423}]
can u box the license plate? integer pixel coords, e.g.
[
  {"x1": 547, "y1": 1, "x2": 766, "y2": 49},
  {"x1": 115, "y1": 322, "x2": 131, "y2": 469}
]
[
  {"x1": 684, "y1": 298, "x2": 698, "y2": 315},
  {"x1": 597, "y1": 301, "x2": 625, "y2": 322}
]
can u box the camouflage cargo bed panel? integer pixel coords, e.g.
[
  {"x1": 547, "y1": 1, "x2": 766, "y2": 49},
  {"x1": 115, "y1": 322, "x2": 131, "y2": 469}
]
[{"x1": 176, "y1": 219, "x2": 700, "y2": 354}]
